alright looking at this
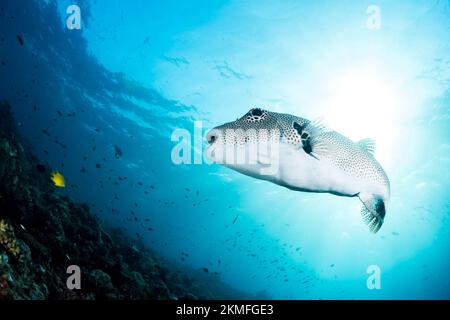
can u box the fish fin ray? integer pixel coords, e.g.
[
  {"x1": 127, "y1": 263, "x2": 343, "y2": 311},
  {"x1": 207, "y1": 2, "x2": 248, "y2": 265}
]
[
  {"x1": 358, "y1": 193, "x2": 386, "y2": 233},
  {"x1": 301, "y1": 118, "x2": 330, "y2": 158},
  {"x1": 357, "y1": 138, "x2": 376, "y2": 156}
]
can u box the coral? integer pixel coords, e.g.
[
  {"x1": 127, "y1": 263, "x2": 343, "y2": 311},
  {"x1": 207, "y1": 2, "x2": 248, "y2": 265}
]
[
  {"x1": 0, "y1": 220, "x2": 7, "y2": 232},
  {"x1": 0, "y1": 219, "x2": 21, "y2": 258},
  {"x1": 0, "y1": 274, "x2": 9, "y2": 297},
  {"x1": 0, "y1": 102, "x2": 254, "y2": 300}
]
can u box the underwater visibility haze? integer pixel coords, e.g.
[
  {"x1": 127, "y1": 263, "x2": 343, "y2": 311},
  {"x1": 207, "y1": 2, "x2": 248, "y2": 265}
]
[{"x1": 0, "y1": 0, "x2": 449, "y2": 300}]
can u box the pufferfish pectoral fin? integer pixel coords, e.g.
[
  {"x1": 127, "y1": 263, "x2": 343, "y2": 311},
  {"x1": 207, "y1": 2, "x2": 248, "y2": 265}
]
[
  {"x1": 358, "y1": 192, "x2": 386, "y2": 233},
  {"x1": 293, "y1": 119, "x2": 329, "y2": 159}
]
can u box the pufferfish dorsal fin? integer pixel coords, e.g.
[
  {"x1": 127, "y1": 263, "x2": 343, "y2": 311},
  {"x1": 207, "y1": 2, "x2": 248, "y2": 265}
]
[
  {"x1": 357, "y1": 138, "x2": 376, "y2": 156},
  {"x1": 293, "y1": 118, "x2": 329, "y2": 159}
]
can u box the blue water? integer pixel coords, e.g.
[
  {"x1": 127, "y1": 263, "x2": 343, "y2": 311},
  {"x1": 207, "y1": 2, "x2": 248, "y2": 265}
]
[{"x1": 1, "y1": 0, "x2": 449, "y2": 299}]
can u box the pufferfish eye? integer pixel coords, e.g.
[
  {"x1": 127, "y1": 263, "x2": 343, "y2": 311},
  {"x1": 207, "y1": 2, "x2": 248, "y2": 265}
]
[
  {"x1": 244, "y1": 108, "x2": 268, "y2": 123},
  {"x1": 250, "y1": 108, "x2": 263, "y2": 116}
]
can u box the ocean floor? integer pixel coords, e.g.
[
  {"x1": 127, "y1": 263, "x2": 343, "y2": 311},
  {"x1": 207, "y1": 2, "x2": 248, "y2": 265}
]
[{"x1": 0, "y1": 101, "x2": 255, "y2": 300}]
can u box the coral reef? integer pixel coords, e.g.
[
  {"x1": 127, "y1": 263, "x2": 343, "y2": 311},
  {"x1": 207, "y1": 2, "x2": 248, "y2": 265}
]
[
  {"x1": 0, "y1": 101, "x2": 251, "y2": 300},
  {"x1": 0, "y1": 219, "x2": 22, "y2": 258}
]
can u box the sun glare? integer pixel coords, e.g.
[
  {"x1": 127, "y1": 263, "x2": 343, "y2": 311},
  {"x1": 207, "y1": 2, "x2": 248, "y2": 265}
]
[{"x1": 320, "y1": 67, "x2": 404, "y2": 166}]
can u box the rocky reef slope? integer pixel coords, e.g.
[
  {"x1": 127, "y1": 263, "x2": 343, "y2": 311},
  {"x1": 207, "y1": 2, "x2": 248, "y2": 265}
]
[{"x1": 0, "y1": 101, "x2": 251, "y2": 300}]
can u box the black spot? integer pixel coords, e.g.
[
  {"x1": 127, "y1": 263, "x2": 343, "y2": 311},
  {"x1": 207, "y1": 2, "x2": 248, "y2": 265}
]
[
  {"x1": 303, "y1": 142, "x2": 312, "y2": 154},
  {"x1": 293, "y1": 121, "x2": 305, "y2": 135},
  {"x1": 374, "y1": 199, "x2": 386, "y2": 220},
  {"x1": 251, "y1": 108, "x2": 263, "y2": 116},
  {"x1": 301, "y1": 133, "x2": 308, "y2": 139}
]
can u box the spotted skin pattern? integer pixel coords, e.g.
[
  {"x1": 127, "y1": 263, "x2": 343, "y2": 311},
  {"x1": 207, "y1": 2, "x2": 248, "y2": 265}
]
[
  {"x1": 311, "y1": 131, "x2": 390, "y2": 194},
  {"x1": 208, "y1": 108, "x2": 391, "y2": 233},
  {"x1": 214, "y1": 108, "x2": 389, "y2": 193}
]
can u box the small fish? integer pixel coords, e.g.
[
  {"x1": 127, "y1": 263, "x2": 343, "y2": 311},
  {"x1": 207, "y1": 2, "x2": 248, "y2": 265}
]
[
  {"x1": 50, "y1": 171, "x2": 66, "y2": 187},
  {"x1": 16, "y1": 34, "x2": 24, "y2": 46},
  {"x1": 114, "y1": 145, "x2": 123, "y2": 159},
  {"x1": 203, "y1": 268, "x2": 209, "y2": 273},
  {"x1": 232, "y1": 215, "x2": 239, "y2": 224}
]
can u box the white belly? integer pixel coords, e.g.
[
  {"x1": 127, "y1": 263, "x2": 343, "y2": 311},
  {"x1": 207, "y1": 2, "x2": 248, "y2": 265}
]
[
  {"x1": 275, "y1": 144, "x2": 362, "y2": 197},
  {"x1": 221, "y1": 143, "x2": 373, "y2": 198}
]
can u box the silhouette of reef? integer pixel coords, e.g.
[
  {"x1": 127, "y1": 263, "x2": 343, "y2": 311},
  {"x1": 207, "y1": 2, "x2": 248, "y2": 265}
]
[{"x1": 0, "y1": 101, "x2": 253, "y2": 300}]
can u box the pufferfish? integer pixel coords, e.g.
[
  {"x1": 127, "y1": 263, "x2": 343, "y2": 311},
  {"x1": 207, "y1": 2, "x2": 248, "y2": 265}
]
[
  {"x1": 50, "y1": 171, "x2": 66, "y2": 188},
  {"x1": 205, "y1": 108, "x2": 390, "y2": 233}
]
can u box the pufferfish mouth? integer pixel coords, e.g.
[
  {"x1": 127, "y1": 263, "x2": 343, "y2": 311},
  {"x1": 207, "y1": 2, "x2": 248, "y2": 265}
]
[
  {"x1": 205, "y1": 129, "x2": 216, "y2": 157},
  {"x1": 205, "y1": 128, "x2": 227, "y2": 164},
  {"x1": 206, "y1": 129, "x2": 222, "y2": 145}
]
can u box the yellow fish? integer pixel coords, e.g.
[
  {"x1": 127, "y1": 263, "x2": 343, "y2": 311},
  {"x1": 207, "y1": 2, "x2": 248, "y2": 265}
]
[{"x1": 50, "y1": 171, "x2": 66, "y2": 188}]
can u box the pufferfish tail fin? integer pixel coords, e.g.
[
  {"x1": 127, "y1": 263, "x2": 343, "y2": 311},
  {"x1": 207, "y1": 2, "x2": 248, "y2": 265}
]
[{"x1": 358, "y1": 192, "x2": 386, "y2": 233}]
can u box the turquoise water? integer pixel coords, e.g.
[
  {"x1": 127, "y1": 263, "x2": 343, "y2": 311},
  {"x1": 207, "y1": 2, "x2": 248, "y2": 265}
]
[{"x1": 1, "y1": 0, "x2": 449, "y2": 299}]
